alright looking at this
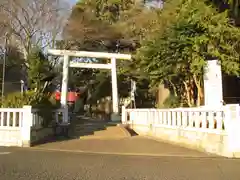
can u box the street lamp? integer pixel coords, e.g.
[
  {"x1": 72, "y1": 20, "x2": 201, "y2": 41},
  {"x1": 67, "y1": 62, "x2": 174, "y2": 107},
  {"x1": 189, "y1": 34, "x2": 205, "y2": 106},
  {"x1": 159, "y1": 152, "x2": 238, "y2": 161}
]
[{"x1": 1, "y1": 33, "x2": 8, "y2": 102}]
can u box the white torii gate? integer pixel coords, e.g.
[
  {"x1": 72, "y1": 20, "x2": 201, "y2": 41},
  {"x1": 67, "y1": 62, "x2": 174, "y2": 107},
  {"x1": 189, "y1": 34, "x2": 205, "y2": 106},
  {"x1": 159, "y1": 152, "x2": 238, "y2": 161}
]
[{"x1": 48, "y1": 49, "x2": 131, "y2": 123}]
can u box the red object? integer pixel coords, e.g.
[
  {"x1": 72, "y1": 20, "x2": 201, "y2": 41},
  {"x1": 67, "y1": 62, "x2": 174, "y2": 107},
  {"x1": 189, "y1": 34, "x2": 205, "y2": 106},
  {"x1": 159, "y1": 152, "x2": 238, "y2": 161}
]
[
  {"x1": 55, "y1": 91, "x2": 61, "y2": 101},
  {"x1": 68, "y1": 91, "x2": 77, "y2": 102},
  {"x1": 55, "y1": 91, "x2": 80, "y2": 102}
]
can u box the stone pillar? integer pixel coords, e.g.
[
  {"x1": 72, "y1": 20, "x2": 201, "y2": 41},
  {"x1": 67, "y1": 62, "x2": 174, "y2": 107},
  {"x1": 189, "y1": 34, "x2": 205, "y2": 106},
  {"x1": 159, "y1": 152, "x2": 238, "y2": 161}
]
[{"x1": 21, "y1": 106, "x2": 33, "y2": 147}]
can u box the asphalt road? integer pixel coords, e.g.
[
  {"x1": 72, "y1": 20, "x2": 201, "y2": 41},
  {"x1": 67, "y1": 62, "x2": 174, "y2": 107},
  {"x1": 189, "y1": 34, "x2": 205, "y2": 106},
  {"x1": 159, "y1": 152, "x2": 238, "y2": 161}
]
[{"x1": 0, "y1": 147, "x2": 240, "y2": 180}]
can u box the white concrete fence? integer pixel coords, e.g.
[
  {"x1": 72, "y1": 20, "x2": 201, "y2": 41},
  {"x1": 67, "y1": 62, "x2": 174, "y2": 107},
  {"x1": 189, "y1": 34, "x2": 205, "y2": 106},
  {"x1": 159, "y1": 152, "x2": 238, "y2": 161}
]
[
  {"x1": 122, "y1": 104, "x2": 240, "y2": 158},
  {"x1": 0, "y1": 106, "x2": 66, "y2": 147}
]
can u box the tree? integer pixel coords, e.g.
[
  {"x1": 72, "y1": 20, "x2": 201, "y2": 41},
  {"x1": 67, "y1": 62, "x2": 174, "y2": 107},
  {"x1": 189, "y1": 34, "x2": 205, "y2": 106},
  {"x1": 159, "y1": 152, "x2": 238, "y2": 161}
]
[
  {"x1": 63, "y1": 0, "x2": 158, "y2": 74},
  {"x1": 136, "y1": 0, "x2": 240, "y2": 107},
  {"x1": 210, "y1": 0, "x2": 240, "y2": 20},
  {"x1": 63, "y1": 0, "x2": 140, "y2": 51},
  {"x1": 27, "y1": 48, "x2": 55, "y2": 92},
  {"x1": 0, "y1": 0, "x2": 69, "y2": 60},
  {"x1": 61, "y1": 1, "x2": 139, "y2": 97},
  {"x1": 0, "y1": 0, "x2": 70, "y2": 94},
  {"x1": 57, "y1": 0, "x2": 162, "y2": 109}
]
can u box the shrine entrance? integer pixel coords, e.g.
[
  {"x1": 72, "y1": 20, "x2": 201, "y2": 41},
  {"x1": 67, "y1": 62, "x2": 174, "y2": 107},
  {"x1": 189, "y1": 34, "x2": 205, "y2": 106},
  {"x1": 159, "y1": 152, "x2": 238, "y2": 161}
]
[{"x1": 47, "y1": 49, "x2": 131, "y2": 123}]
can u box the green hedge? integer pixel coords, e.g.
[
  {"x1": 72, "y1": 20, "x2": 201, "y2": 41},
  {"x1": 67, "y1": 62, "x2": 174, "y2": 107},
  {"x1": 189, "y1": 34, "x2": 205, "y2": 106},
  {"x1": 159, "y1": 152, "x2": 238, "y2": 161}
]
[{"x1": 1, "y1": 91, "x2": 61, "y2": 127}]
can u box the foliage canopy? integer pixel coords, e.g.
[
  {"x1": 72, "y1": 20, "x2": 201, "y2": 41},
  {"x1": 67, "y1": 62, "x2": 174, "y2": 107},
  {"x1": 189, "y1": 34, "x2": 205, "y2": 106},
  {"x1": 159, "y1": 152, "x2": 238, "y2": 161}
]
[{"x1": 136, "y1": 0, "x2": 240, "y2": 106}]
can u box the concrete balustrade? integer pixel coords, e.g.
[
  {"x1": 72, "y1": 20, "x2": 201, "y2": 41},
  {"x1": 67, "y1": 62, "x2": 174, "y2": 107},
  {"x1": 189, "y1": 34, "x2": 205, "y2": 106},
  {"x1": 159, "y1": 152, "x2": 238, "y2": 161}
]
[
  {"x1": 0, "y1": 106, "x2": 66, "y2": 147},
  {"x1": 122, "y1": 104, "x2": 240, "y2": 158}
]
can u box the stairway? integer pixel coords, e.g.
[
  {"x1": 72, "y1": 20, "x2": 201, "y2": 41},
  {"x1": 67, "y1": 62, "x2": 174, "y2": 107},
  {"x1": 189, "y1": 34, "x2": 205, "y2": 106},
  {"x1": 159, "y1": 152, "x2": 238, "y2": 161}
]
[{"x1": 69, "y1": 117, "x2": 129, "y2": 140}]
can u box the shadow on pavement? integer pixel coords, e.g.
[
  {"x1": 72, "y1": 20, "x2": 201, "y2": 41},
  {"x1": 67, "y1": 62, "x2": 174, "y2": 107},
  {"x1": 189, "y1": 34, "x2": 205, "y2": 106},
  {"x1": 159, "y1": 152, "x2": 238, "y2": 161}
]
[{"x1": 32, "y1": 114, "x2": 135, "y2": 146}]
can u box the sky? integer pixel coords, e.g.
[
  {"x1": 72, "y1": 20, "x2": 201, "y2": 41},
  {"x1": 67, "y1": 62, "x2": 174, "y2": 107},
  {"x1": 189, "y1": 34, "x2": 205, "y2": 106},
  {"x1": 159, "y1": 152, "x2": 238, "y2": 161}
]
[{"x1": 69, "y1": 0, "x2": 78, "y2": 6}]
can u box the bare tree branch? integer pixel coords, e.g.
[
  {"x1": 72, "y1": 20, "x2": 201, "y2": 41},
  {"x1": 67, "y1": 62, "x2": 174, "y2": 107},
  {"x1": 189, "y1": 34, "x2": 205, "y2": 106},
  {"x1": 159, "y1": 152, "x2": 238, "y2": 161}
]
[{"x1": 0, "y1": 0, "x2": 70, "y2": 61}]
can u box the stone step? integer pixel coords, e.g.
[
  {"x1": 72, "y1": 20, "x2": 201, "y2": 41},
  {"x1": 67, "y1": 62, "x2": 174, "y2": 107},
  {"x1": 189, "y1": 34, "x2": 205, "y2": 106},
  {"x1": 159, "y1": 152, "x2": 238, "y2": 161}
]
[
  {"x1": 70, "y1": 126, "x2": 129, "y2": 139},
  {"x1": 68, "y1": 118, "x2": 125, "y2": 139},
  {"x1": 71, "y1": 128, "x2": 106, "y2": 136},
  {"x1": 73, "y1": 122, "x2": 116, "y2": 131},
  {"x1": 72, "y1": 124, "x2": 118, "y2": 134},
  {"x1": 74, "y1": 126, "x2": 106, "y2": 131},
  {"x1": 74, "y1": 123, "x2": 104, "y2": 127},
  {"x1": 74, "y1": 123, "x2": 102, "y2": 127},
  {"x1": 69, "y1": 132, "x2": 94, "y2": 137},
  {"x1": 69, "y1": 126, "x2": 106, "y2": 137},
  {"x1": 93, "y1": 131, "x2": 114, "y2": 137},
  {"x1": 106, "y1": 126, "x2": 119, "y2": 130},
  {"x1": 94, "y1": 127, "x2": 124, "y2": 136},
  {"x1": 79, "y1": 135, "x2": 127, "y2": 140}
]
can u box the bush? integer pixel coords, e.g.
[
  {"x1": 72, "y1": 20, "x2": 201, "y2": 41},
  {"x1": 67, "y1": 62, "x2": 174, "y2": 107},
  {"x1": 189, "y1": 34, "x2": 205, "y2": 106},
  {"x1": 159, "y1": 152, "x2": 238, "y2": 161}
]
[
  {"x1": 162, "y1": 95, "x2": 181, "y2": 108},
  {"x1": 1, "y1": 91, "x2": 58, "y2": 108},
  {"x1": 1, "y1": 91, "x2": 60, "y2": 127}
]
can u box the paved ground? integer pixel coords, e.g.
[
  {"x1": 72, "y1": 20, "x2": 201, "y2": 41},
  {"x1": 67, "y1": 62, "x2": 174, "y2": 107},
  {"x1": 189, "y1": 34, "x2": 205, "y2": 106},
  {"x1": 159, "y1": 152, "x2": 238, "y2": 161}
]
[
  {"x1": 0, "y1": 144, "x2": 240, "y2": 180},
  {"x1": 35, "y1": 136, "x2": 211, "y2": 157},
  {"x1": 1, "y1": 136, "x2": 240, "y2": 180}
]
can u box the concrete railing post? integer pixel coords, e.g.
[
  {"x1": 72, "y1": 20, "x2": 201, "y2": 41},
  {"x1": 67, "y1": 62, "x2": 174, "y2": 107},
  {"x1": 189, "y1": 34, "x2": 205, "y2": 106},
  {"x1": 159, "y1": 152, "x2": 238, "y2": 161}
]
[
  {"x1": 121, "y1": 106, "x2": 127, "y2": 124},
  {"x1": 224, "y1": 104, "x2": 240, "y2": 157},
  {"x1": 21, "y1": 105, "x2": 33, "y2": 147}
]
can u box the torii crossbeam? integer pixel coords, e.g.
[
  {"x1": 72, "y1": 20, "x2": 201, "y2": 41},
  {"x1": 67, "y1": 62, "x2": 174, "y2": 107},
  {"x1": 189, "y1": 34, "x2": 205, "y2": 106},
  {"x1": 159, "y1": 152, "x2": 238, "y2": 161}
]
[{"x1": 48, "y1": 49, "x2": 131, "y2": 123}]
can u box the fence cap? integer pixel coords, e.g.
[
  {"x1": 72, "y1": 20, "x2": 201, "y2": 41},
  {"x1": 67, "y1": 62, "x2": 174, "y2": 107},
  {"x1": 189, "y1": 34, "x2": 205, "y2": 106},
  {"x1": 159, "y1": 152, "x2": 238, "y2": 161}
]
[{"x1": 23, "y1": 105, "x2": 32, "y2": 109}]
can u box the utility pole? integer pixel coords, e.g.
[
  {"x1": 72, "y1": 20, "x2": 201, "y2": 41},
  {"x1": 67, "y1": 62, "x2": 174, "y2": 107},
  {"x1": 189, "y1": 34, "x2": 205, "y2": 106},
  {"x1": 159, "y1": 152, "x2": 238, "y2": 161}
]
[{"x1": 1, "y1": 33, "x2": 8, "y2": 102}]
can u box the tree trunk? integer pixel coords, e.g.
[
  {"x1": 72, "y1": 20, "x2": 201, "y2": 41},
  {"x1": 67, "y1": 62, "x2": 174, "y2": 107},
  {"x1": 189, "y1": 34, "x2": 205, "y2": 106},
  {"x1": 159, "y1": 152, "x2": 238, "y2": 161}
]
[
  {"x1": 189, "y1": 80, "x2": 195, "y2": 105},
  {"x1": 169, "y1": 80, "x2": 177, "y2": 97},
  {"x1": 183, "y1": 81, "x2": 193, "y2": 107},
  {"x1": 193, "y1": 74, "x2": 204, "y2": 106}
]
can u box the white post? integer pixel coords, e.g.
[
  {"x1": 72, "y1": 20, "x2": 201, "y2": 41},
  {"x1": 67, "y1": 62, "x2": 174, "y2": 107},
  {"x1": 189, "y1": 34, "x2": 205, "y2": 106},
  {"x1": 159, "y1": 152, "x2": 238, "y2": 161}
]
[
  {"x1": 61, "y1": 55, "x2": 69, "y2": 123},
  {"x1": 121, "y1": 106, "x2": 126, "y2": 124},
  {"x1": 21, "y1": 106, "x2": 33, "y2": 147},
  {"x1": 111, "y1": 57, "x2": 120, "y2": 121},
  {"x1": 224, "y1": 104, "x2": 240, "y2": 157}
]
